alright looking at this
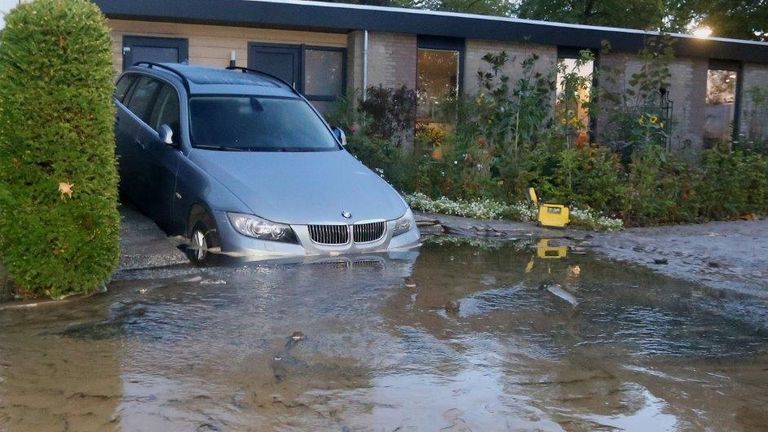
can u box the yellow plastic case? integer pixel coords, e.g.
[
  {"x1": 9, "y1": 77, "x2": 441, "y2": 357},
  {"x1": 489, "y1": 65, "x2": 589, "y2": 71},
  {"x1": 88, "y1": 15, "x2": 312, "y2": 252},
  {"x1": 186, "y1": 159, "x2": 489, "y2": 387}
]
[
  {"x1": 535, "y1": 239, "x2": 568, "y2": 259},
  {"x1": 528, "y1": 187, "x2": 570, "y2": 228},
  {"x1": 538, "y1": 204, "x2": 570, "y2": 228}
]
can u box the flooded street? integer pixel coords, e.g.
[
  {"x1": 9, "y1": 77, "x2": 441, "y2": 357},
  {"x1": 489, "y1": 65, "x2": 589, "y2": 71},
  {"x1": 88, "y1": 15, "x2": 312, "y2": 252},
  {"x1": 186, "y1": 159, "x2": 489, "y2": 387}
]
[{"x1": 1, "y1": 237, "x2": 768, "y2": 431}]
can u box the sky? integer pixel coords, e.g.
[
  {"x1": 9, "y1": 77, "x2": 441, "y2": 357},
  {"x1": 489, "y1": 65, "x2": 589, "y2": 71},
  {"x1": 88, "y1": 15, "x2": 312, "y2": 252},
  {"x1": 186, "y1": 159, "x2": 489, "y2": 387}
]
[{"x1": 0, "y1": 0, "x2": 20, "y2": 29}]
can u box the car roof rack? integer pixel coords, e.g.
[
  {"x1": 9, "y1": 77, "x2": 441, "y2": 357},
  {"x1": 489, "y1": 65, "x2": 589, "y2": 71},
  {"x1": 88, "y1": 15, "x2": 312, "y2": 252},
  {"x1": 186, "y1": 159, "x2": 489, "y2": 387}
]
[
  {"x1": 133, "y1": 62, "x2": 190, "y2": 93},
  {"x1": 225, "y1": 66, "x2": 299, "y2": 96}
]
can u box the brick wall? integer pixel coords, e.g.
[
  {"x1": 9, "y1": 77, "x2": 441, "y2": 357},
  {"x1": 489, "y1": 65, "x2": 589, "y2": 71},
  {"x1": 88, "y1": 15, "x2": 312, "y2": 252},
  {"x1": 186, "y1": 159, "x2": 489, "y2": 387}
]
[
  {"x1": 596, "y1": 52, "x2": 708, "y2": 154},
  {"x1": 739, "y1": 63, "x2": 768, "y2": 143},
  {"x1": 463, "y1": 39, "x2": 557, "y2": 96},
  {"x1": 364, "y1": 32, "x2": 417, "y2": 90}
]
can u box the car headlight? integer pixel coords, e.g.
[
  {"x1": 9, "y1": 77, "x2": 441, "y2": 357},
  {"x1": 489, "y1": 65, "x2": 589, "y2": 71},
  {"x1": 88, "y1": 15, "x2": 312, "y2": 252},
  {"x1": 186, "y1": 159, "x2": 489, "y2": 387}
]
[
  {"x1": 392, "y1": 209, "x2": 415, "y2": 237},
  {"x1": 227, "y1": 212, "x2": 298, "y2": 243}
]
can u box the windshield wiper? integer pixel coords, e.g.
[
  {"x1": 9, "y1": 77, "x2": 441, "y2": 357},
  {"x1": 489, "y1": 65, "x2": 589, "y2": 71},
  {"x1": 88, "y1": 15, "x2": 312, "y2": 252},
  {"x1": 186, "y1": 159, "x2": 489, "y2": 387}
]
[
  {"x1": 194, "y1": 144, "x2": 252, "y2": 151},
  {"x1": 274, "y1": 147, "x2": 331, "y2": 152}
]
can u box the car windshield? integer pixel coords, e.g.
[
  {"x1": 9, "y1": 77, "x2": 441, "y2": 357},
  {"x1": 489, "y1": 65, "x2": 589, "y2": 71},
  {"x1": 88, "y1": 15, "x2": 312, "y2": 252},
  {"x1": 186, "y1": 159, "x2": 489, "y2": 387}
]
[{"x1": 189, "y1": 96, "x2": 339, "y2": 152}]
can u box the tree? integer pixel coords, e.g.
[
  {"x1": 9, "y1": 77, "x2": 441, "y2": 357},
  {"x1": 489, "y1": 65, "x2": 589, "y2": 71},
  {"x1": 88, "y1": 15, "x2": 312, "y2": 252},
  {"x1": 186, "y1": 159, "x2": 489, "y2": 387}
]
[
  {"x1": 515, "y1": 0, "x2": 666, "y2": 30},
  {"x1": 410, "y1": 0, "x2": 515, "y2": 15},
  {"x1": 667, "y1": 0, "x2": 768, "y2": 41},
  {"x1": 0, "y1": 0, "x2": 120, "y2": 298},
  {"x1": 316, "y1": 0, "x2": 515, "y2": 15}
]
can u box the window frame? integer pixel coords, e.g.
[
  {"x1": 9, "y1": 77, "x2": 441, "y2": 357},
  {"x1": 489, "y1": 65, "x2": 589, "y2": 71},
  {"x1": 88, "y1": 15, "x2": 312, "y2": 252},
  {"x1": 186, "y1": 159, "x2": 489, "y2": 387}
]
[
  {"x1": 125, "y1": 76, "x2": 164, "y2": 124},
  {"x1": 114, "y1": 73, "x2": 139, "y2": 104},
  {"x1": 707, "y1": 59, "x2": 743, "y2": 141},
  {"x1": 122, "y1": 35, "x2": 189, "y2": 71},
  {"x1": 149, "y1": 83, "x2": 182, "y2": 144},
  {"x1": 302, "y1": 45, "x2": 347, "y2": 104},
  {"x1": 416, "y1": 35, "x2": 465, "y2": 124},
  {"x1": 556, "y1": 46, "x2": 599, "y2": 141}
]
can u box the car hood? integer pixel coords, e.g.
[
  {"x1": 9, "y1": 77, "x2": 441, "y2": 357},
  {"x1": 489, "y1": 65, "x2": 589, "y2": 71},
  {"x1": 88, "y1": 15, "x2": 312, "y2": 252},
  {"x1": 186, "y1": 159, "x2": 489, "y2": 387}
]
[{"x1": 189, "y1": 149, "x2": 408, "y2": 225}]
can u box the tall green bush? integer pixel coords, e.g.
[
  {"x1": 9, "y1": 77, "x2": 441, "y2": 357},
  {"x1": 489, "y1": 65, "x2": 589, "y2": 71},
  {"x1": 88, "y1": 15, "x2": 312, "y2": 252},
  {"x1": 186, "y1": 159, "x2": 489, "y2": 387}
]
[
  {"x1": 0, "y1": 0, "x2": 119, "y2": 298},
  {"x1": 697, "y1": 150, "x2": 768, "y2": 219}
]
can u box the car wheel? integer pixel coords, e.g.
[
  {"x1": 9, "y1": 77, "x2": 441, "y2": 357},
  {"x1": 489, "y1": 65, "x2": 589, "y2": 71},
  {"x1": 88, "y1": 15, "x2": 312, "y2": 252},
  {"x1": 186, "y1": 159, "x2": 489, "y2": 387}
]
[{"x1": 187, "y1": 212, "x2": 220, "y2": 266}]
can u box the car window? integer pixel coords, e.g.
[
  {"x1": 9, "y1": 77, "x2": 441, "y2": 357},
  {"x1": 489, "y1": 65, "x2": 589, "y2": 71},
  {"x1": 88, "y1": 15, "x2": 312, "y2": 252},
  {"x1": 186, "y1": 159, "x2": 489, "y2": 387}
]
[
  {"x1": 126, "y1": 77, "x2": 161, "y2": 124},
  {"x1": 114, "y1": 74, "x2": 136, "y2": 103},
  {"x1": 149, "y1": 84, "x2": 181, "y2": 141},
  {"x1": 189, "y1": 96, "x2": 339, "y2": 152}
]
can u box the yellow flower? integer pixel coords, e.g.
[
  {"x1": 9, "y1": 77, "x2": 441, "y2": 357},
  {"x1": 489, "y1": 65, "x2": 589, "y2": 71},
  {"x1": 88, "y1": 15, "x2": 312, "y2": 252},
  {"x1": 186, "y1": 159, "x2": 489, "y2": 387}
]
[
  {"x1": 638, "y1": 116, "x2": 646, "y2": 125},
  {"x1": 659, "y1": 122, "x2": 665, "y2": 129},
  {"x1": 58, "y1": 182, "x2": 74, "y2": 199},
  {"x1": 650, "y1": 115, "x2": 659, "y2": 124}
]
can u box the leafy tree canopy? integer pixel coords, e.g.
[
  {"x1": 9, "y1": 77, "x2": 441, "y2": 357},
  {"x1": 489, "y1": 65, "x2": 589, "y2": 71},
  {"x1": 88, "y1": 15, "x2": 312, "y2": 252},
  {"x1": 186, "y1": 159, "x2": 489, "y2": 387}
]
[
  {"x1": 515, "y1": 0, "x2": 666, "y2": 30},
  {"x1": 317, "y1": 0, "x2": 514, "y2": 16},
  {"x1": 667, "y1": 0, "x2": 767, "y2": 41},
  {"x1": 317, "y1": 0, "x2": 766, "y2": 41}
]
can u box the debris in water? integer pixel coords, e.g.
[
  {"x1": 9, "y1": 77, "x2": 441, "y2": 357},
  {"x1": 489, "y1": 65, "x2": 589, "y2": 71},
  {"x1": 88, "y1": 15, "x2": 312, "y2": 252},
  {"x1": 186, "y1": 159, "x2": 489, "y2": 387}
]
[
  {"x1": 545, "y1": 283, "x2": 579, "y2": 307},
  {"x1": 568, "y1": 265, "x2": 581, "y2": 278},
  {"x1": 200, "y1": 279, "x2": 227, "y2": 285},
  {"x1": 138, "y1": 288, "x2": 148, "y2": 294},
  {"x1": 653, "y1": 258, "x2": 669, "y2": 265},
  {"x1": 290, "y1": 331, "x2": 305, "y2": 342},
  {"x1": 404, "y1": 277, "x2": 417, "y2": 288},
  {"x1": 445, "y1": 300, "x2": 460, "y2": 314}
]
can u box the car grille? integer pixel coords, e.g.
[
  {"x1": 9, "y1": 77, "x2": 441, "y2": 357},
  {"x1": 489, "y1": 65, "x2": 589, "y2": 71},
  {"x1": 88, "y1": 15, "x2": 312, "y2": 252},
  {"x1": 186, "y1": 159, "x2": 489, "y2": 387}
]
[
  {"x1": 307, "y1": 222, "x2": 386, "y2": 245},
  {"x1": 353, "y1": 221, "x2": 386, "y2": 243},
  {"x1": 308, "y1": 224, "x2": 349, "y2": 245}
]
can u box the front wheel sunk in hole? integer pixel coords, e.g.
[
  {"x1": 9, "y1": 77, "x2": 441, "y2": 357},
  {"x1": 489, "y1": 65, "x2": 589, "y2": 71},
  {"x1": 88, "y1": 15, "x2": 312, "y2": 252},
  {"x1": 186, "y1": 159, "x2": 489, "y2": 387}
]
[{"x1": 187, "y1": 218, "x2": 220, "y2": 266}]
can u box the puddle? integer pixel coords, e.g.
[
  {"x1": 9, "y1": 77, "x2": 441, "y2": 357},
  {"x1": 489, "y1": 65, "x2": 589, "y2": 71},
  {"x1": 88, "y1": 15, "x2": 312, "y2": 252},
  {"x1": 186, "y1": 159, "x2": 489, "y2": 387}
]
[{"x1": 1, "y1": 237, "x2": 767, "y2": 431}]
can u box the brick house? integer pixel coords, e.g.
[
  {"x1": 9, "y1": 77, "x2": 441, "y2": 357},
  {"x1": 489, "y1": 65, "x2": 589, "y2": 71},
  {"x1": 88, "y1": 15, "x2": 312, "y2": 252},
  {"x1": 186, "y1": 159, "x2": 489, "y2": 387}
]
[{"x1": 5, "y1": 0, "x2": 768, "y2": 150}]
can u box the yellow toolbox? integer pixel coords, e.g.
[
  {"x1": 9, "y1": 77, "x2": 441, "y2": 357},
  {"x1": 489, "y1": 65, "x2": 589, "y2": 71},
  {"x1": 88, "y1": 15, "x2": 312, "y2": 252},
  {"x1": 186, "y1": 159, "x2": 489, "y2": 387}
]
[
  {"x1": 535, "y1": 239, "x2": 568, "y2": 259},
  {"x1": 527, "y1": 188, "x2": 570, "y2": 228}
]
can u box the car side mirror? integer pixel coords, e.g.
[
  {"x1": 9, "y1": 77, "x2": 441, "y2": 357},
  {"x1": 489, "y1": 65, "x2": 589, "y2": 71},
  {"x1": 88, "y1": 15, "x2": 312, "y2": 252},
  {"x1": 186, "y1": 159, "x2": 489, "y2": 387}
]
[
  {"x1": 332, "y1": 127, "x2": 347, "y2": 147},
  {"x1": 158, "y1": 124, "x2": 175, "y2": 146}
]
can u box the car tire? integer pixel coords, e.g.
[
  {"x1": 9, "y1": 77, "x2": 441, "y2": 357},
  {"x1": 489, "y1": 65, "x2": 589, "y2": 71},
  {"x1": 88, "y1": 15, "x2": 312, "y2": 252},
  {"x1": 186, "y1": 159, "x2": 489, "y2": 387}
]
[{"x1": 187, "y1": 211, "x2": 221, "y2": 266}]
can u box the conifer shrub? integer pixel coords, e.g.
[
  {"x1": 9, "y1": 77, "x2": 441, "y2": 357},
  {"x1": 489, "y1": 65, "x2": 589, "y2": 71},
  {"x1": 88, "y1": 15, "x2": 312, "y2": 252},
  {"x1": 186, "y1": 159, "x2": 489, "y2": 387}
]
[{"x1": 0, "y1": 0, "x2": 119, "y2": 298}]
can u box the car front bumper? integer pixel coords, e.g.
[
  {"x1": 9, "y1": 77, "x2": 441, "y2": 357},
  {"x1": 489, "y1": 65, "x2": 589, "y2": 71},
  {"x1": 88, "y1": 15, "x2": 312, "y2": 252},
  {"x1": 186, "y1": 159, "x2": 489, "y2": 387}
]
[{"x1": 211, "y1": 210, "x2": 421, "y2": 260}]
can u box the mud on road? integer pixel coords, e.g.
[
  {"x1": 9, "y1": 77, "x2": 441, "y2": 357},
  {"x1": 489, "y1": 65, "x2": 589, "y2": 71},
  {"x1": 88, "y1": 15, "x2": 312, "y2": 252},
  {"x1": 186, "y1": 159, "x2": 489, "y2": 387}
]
[{"x1": 2, "y1": 235, "x2": 768, "y2": 431}]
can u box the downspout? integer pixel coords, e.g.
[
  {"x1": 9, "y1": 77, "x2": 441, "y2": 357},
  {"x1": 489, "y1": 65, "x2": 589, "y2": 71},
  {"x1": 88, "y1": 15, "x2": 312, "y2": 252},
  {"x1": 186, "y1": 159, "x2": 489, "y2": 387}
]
[{"x1": 362, "y1": 30, "x2": 369, "y2": 101}]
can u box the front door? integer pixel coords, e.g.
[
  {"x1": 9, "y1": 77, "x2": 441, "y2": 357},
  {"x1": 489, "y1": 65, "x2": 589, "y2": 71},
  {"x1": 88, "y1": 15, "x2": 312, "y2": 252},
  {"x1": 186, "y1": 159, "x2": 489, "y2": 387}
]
[
  {"x1": 123, "y1": 36, "x2": 189, "y2": 70},
  {"x1": 248, "y1": 44, "x2": 301, "y2": 90}
]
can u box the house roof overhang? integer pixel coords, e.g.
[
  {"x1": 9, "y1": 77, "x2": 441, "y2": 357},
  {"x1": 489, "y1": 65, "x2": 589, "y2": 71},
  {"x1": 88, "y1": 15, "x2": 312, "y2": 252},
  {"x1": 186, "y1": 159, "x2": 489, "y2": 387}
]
[{"x1": 94, "y1": 0, "x2": 768, "y2": 64}]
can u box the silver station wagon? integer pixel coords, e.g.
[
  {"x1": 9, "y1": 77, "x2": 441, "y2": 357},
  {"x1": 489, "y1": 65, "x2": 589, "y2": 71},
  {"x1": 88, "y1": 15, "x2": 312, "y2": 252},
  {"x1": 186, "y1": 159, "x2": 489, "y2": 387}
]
[{"x1": 113, "y1": 63, "x2": 420, "y2": 263}]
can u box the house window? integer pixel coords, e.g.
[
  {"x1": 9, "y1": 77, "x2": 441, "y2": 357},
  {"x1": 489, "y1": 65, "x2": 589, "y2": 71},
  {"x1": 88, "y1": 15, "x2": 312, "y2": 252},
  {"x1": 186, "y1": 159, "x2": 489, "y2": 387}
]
[
  {"x1": 304, "y1": 47, "x2": 346, "y2": 114},
  {"x1": 705, "y1": 62, "x2": 741, "y2": 147},
  {"x1": 248, "y1": 43, "x2": 346, "y2": 114},
  {"x1": 556, "y1": 48, "x2": 595, "y2": 146},
  {"x1": 416, "y1": 36, "x2": 464, "y2": 124},
  {"x1": 417, "y1": 49, "x2": 459, "y2": 122}
]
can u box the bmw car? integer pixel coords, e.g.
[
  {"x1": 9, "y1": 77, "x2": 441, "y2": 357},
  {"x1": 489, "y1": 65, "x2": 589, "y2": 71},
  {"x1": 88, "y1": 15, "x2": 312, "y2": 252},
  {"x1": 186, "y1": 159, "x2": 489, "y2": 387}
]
[{"x1": 113, "y1": 63, "x2": 420, "y2": 263}]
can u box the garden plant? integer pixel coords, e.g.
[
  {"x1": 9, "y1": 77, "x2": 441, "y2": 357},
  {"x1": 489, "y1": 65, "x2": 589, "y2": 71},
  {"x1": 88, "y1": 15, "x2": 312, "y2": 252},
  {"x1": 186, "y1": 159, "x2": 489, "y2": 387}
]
[
  {"x1": 332, "y1": 37, "x2": 768, "y2": 230},
  {"x1": 0, "y1": 0, "x2": 120, "y2": 298}
]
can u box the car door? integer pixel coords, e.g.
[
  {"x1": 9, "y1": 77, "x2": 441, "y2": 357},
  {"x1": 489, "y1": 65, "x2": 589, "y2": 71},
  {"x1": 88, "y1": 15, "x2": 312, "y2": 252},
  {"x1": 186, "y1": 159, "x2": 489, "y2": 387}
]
[
  {"x1": 113, "y1": 74, "x2": 140, "y2": 198},
  {"x1": 144, "y1": 83, "x2": 183, "y2": 229},
  {"x1": 123, "y1": 76, "x2": 162, "y2": 213}
]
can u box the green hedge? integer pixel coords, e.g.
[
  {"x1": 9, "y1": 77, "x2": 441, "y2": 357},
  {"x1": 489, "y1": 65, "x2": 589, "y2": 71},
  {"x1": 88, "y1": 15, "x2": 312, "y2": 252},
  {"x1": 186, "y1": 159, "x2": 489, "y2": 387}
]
[{"x1": 0, "y1": 0, "x2": 119, "y2": 298}]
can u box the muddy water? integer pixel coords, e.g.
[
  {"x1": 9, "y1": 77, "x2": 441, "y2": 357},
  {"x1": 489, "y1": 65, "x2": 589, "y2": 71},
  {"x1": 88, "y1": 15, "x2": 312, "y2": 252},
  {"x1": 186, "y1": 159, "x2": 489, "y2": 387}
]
[{"x1": 1, "y1": 238, "x2": 768, "y2": 431}]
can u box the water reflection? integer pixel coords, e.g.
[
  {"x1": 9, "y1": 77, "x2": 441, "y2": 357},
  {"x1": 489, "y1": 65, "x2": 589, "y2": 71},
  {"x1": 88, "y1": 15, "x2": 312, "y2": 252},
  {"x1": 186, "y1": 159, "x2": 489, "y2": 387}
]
[{"x1": 0, "y1": 237, "x2": 767, "y2": 431}]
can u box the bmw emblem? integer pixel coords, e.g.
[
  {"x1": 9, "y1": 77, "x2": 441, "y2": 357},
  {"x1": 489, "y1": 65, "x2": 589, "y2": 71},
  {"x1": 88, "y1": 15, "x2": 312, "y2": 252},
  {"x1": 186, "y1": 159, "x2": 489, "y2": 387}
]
[{"x1": 341, "y1": 211, "x2": 352, "y2": 219}]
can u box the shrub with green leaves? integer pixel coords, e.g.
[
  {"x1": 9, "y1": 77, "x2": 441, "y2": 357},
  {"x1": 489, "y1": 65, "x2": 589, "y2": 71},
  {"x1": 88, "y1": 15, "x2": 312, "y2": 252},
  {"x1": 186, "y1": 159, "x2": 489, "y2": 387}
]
[
  {"x1": 0, "y1": 0, "x2": 119, "y2": 298},
  {"x1": 697, "y1": 150, "x2": 768, "y2": 219},
  {"x1": 623, "y1": 146, "x2": 701, "y2": 226}
]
